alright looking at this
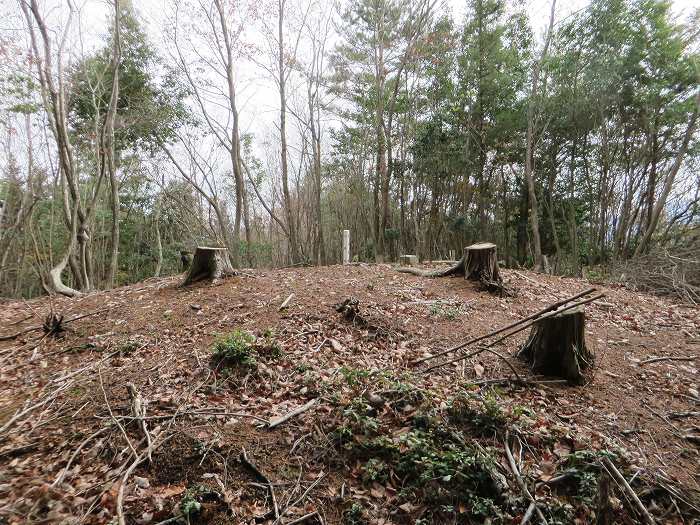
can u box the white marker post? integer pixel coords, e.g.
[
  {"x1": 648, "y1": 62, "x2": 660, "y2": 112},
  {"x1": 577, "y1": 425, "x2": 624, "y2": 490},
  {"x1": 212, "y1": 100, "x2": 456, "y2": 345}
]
[{"x1": 342, "y1": 230, "x2": 350, "y2": 265}]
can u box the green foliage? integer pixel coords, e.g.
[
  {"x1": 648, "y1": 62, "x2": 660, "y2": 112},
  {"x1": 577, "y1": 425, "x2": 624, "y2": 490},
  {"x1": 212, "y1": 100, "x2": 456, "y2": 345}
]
[
  {"x1": 211, "y1": 330, "x2": 257, "y2": 368},
  {"x1": 447, "y1": 390, "x2": 510, "y2": 436},
  {"x1": 342, "y1": 502, "x2": 367, "y2": 525}
]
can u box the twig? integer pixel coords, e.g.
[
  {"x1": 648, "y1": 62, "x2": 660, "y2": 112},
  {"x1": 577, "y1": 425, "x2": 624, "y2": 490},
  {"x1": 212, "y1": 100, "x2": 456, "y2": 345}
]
[
  {"x1": 268, "y1": 398, "x2": 318, "y2": 429},
  {"x1": 274, "y1": 471, "x2": 326, "y2": 525},
  {"x1": 99, "y1": 369, "x2": 137, "y2": 458},
  {"x1": 600, "y1": 457, "x2": 654, "y2": 525},
  {"x1": 286, "y1": 511, "x2": 320, "y2": 524},
  {"x1": 279, "y1": 293, "x2": 295, "y2": 311},
  {"x1": 117, "y1": 434, "x2": 172, "y2": 525},
  {"x1": 53, "y1": 427, "x2": 108, "y2": 486},
  {"x1": 127, "y1": 383, "x2": 152, "y2": 462},
  {"x1": 240, "y1": 447, "x2": 279, "y2": 519},
  {"x1": 414, "y1": 287, "x2": 596, "y2": 365},
  {"x1": 520, "y1": 501, "x2": 537, "y2": 525},
  {"x1": 639, "y1": 355, "x2": 696, "y2": 366},
  {"x1": 504, "y1": 431, "x2": 548, "y2": 524}
]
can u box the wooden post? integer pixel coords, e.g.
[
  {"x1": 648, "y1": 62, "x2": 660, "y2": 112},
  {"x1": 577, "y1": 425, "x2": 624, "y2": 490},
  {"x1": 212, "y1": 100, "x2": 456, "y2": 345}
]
[{"x1": 342, "y1": 230, "x2": 350, "y2": 265}]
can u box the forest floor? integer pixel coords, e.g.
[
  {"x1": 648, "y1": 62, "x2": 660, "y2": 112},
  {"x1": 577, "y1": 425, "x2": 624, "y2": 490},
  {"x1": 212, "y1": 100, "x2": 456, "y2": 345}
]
[{"x1": 0, "y1": 263, "x2": 699, "y2": 525}]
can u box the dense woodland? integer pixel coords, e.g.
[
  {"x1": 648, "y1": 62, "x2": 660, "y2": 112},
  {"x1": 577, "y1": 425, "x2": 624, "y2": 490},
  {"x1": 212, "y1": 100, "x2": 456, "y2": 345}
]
[{"x1": 0, "y1": 0, "x2": 698, "y2": 298}]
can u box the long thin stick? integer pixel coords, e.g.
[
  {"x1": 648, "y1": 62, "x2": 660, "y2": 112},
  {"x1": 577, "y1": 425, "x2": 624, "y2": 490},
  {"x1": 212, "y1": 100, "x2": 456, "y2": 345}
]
[
  {"x1": 600, "y1": 457, "x2": 654, "y2": 525},
  {"x1": 639, "y1": 355, "x2": 696, "y2": 366},
  {"x1": 414, "y1": 287, "x2": 596, "y2": 365},
  {"x1": 268, "y1": 398, "x2": 318, "y2": 429},
  {"x1": 424, "y1": 294, "x2": 604, "y2": 373},
  {"x1": 504, "y1": 431, "x2": 548, "y2": 524}
]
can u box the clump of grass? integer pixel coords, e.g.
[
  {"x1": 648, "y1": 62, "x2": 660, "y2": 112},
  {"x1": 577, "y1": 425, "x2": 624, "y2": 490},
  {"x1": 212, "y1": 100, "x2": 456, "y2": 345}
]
[
  {"x1": 211, "y1": 330, "x2": 257, "y2": 368},
  {"x1": 447, "y1": 390, "x2": 511, "y2": 436}
]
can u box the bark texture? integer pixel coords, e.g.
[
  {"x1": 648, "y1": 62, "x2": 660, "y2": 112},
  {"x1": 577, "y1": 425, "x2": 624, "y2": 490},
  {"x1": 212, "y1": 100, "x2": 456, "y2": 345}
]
[
  {"x1": 518, "y1": 306, "x2": 593, "y2": 384},
  {"x1": 181, "y1": 247, "x2": 235, "y2": 286}
]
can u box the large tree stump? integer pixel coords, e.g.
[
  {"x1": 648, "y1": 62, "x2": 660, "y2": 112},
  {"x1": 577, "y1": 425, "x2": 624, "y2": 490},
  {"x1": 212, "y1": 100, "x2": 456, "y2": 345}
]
[
  {"x1": 517, "y1": 306, "x2": 593, "y2": 384},
  {"x1": 463, "y1": 243, "x2": 501, "y2": 283},
  {"x1": 180, "y1": 246, "x2": 235, "y2": 286}
]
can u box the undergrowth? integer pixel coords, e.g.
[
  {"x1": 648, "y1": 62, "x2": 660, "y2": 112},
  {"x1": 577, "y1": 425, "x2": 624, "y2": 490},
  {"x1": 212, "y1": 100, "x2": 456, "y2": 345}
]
[{"x1": 211, "y1": 329, "x2": 284, "y2": 370}]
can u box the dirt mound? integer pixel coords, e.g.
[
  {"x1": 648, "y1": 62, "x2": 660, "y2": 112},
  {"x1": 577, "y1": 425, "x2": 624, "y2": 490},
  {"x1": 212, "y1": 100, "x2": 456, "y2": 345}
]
[{"x1": 1, "y1": 265, "x2": 698, "y2": 523}]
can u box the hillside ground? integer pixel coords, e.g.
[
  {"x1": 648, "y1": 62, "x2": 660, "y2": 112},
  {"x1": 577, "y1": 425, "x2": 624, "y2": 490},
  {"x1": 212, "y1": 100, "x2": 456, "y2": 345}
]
[{"x1": 0, "y1": 264, "x2": 698, "y2": 524}]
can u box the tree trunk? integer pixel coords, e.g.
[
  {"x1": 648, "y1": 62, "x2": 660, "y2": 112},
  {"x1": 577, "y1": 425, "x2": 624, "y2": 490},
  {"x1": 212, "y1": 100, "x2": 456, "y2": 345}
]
[
  {"x1": 463, "y1": 242, "x2": 501, "y2": 284},
  {"x1": 105, "y1": 0, "x2": 121, "y2": 288},
  {"x1": 524, "y1": 0, "x2": 556, "y2": 272},
  {"x1": 181, "y1": 246, "x2": 235, "y2": 286},
  {"x1": 518, "y1": 306, "x2": 593, "y2": 384},
  {"x1": 278, "y1": 0, "x2": 299, "y2": 264}
]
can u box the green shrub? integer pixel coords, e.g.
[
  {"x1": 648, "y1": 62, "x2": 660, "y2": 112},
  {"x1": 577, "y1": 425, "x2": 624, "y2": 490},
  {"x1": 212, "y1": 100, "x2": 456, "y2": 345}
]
[{"x1": 211, "y1": 330, "x2": 257, "y2": 368}]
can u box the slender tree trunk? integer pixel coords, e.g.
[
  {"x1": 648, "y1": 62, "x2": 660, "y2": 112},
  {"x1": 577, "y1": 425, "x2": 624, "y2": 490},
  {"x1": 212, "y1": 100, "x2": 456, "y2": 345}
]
[
  {"x1": 634, "y1": 92, "x2": 699, "y2": 256},
  {"x1": 277, "y1": 0, "x2": 299, "y2": 264},
  {"x1": 105, "y1": 0, "x2": 121, "y2": 288},
  {"x1": 524, "y1": 0, "x2": 556, "y2": 271}
]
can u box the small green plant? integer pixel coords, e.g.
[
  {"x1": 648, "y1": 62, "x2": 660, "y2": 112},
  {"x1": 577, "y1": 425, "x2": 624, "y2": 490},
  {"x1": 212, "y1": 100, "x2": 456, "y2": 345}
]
[
  {"x1": 361, "y1": 458, "x2": 389, "y2": 483},
  {"x1": 429, "y1": 301, "x2": 462, "y2": 320},
  {"x1": 447, "y1": 390, "x2": 509, "y2": 436},
  {"x1": 339, "y1": 367, "x2": 371, "y2": 388},
  {"x1": 211, "y1": 330, "x2": 257, "y2": 368},
  {"x1": 294, "y1": 362, "x2": 312, "y2": 374},
  {"x1": 342, "y1": 502, "x2": 367, "y2": 525}
]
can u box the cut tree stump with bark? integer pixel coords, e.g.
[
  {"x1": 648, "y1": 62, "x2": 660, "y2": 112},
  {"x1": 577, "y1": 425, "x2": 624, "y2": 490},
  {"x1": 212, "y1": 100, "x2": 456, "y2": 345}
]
[
  {"x1": 463, "y1": 243, "x2": 501, "y2": 284},
  {"x1": 517, "y1": 306, "x2": 593, "y2": 384},
  {"x1": 180, "y1": 246, "x2": 235, "y2": 286}
]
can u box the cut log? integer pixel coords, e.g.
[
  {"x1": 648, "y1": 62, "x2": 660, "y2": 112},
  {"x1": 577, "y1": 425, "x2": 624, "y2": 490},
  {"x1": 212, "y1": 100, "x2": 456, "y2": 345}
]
[
  {"x1": 517, "y1": 306, "x2": 593, "y2": 384},
  {"x1": 180, "y1": 246, "x2": 235, "y2": 286},
  {"x1": 399, "y1": 255, "x2": 419, "y2": 267},
  {"x1": 464, "y1": 243, "x2": 501, "y2": 283}
]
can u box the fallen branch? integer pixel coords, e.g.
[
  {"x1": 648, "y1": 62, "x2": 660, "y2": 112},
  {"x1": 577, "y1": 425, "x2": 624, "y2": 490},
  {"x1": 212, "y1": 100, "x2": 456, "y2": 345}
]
[
  {"x1": 639, "y1": 355, "x2": 696, "y2": 366},
  {"x1": 286, "y1": 511, "x2": 320, "y2": 525},
  {"x1": 279, "y1": 293, "x2": 295, "y2": 311},
  {"x1": 274, "y1": 471, "x2": 326, "y2": 525},
  {"x1": 414, "y1": 287, "x2": 597, "y2": 365},
  {"x1": 268, "y1": 398, "x2": 318, "y2": 429},
  {"x1": 504, "y1": 431, "x2": 548, "y2": 524},
  {"x1": 600, "y1": 457, "x2": 654, "y2": 525},
  {"x1": 53, "y1": 427, "x2": 109, "y2": 486}
]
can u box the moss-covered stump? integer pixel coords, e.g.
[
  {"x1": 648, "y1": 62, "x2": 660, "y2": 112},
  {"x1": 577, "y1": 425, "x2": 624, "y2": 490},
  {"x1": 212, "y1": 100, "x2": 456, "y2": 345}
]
[
  {"x1": 464, "y1": 243, "x2": 502, "y2": 283},
  {"x1": 518, "y1": 306, "x2": 593, "y2": 384},
  {"x1": 180, "y1": 246, "x2": 235, "y2": 286}
]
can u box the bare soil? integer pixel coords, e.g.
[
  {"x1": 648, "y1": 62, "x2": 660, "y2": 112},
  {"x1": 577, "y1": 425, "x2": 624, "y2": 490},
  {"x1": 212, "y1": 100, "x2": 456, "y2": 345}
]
[{"x1": 0, "y1": 264, "x2": 698, "y2": 524}]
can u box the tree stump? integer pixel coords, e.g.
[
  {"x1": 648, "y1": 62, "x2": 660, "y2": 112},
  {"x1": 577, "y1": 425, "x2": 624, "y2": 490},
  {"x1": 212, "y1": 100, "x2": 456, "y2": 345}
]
[
  {"x1": 180, "y1": 246, "x2": 235, "y2": 286},
  {"x1": 517, "y1": 306, "x2": 593, "y2": 384},
  {"x1": 463, "y1": 243, "x2": 501, "y2": 284}
]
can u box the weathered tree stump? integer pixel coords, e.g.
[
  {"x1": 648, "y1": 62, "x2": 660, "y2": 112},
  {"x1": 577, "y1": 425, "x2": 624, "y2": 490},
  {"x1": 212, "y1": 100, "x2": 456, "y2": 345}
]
[
  {"x1": 463, "y1": 243, "x2": 501, "y2": 284},
  {"x1": 517, "y1": 306, "x2": 593, "y2": 384},
  {"x1": 180, "y1": 246, "x2": 235, "y2": 286}
]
